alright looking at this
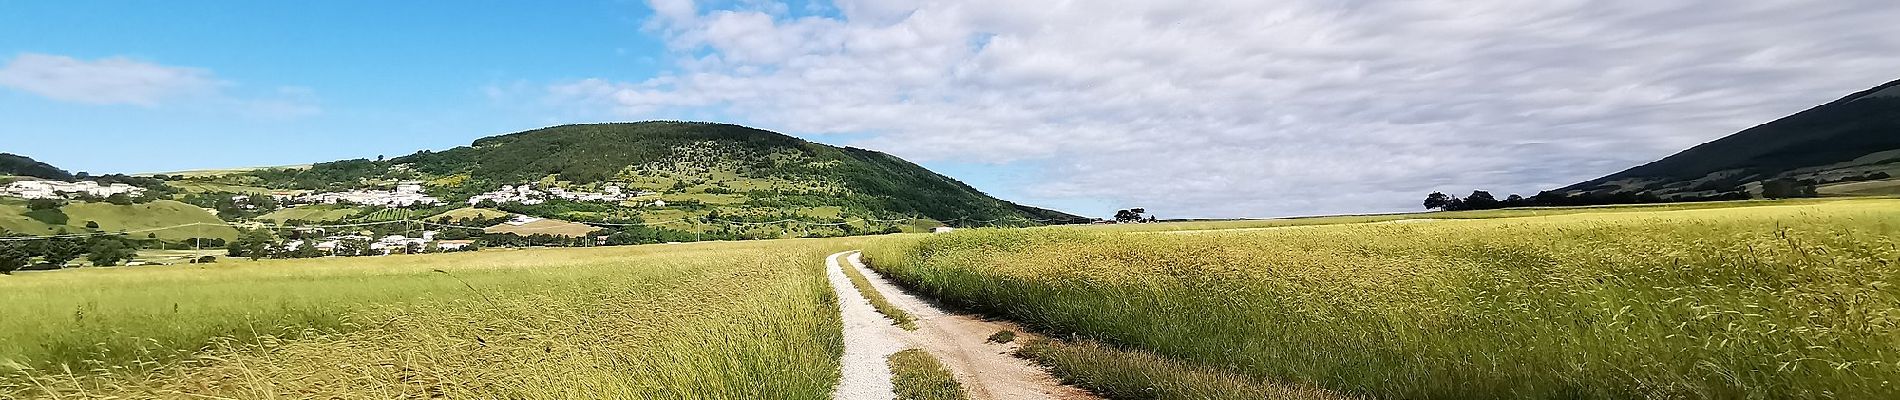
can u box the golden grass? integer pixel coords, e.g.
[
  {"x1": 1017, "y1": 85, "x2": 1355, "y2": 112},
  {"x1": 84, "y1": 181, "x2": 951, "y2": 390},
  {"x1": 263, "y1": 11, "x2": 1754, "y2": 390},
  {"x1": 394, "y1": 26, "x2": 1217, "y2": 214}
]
[
  {"x1": 1, "y1": 239, "x2": 855, "y2": 398},
  {"x1": 866, "y1": 199, "x2": 1900, "y2": 399}
]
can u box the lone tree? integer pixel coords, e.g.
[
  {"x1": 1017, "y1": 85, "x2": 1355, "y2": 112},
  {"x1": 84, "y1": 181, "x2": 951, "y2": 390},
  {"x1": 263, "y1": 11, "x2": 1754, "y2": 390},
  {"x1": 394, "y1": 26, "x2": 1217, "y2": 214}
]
[{"x1": 1113, "y1": 208, "x2": 1149, "y2": 223}]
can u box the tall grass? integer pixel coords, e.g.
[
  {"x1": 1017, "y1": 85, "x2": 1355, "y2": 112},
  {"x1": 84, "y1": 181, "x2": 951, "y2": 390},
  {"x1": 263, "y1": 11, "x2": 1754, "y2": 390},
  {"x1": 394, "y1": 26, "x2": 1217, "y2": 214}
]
[
  {"x1": 865, "y1": 199, "x2": 1900, "y2": 399},
  {"x1": 842, "y1": 250, "x2": 918, "y2": 329},
  {"x1": 2, "y1": 239, "x2": 854, "y2": 398},
  {"x1": 889, "y1": 348, "x2": 969, "y2": 400}
]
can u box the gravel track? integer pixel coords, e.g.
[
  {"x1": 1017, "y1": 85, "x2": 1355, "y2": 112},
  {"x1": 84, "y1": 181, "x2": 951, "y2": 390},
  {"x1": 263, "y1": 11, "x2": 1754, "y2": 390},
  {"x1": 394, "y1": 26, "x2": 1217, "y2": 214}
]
[
  {"x1": 843, "y1": 252, "x2": 1099, "y2": 400},
  {"x1": 828, "y1": 251, "x2": 907, "y2": 400}
]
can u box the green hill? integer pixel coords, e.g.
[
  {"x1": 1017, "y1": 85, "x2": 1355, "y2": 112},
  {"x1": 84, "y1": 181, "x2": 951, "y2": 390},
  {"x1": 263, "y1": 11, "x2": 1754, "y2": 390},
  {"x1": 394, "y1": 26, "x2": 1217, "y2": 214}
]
[
  {"x1": 0, "y1": 198, "x2": 237, "y2": 241},
  {"x1": 177, "y1": 122, "x2": 1083, "y2": 230},
  {"x1": 0, "y1": 153, "x2": 74, "y2": 181},
  {"x1": 1557, "y1": 78, "x2": 1900, "y2": 198}
]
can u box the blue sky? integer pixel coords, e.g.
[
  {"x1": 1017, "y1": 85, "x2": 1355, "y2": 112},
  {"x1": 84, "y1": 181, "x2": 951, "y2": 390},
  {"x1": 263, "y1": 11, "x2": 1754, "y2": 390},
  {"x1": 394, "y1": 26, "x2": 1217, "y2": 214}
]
[
  {"x1": 4, "y1": 1, "x2": 1898, "y2": 218},
  {"x1": 0, "y1": 0, "x2": 1084, "y2": 215}
]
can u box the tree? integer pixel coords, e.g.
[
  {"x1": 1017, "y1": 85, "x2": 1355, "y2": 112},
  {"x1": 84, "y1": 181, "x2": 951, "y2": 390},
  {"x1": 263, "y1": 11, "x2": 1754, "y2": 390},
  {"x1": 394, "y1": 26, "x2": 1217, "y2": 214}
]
[
  {"x1": 1423, "y1": 192, "x2": 1451, "y2": 210},
  {"x1": 38, "y1": 237, "x2": 85, "y2": 268},
  {"x1": 228, "y1": 228, "x2": 278, "y2": 260},
  {"x1": 86, "y1": 239, "x2": 135, "y2": 267},
  {"x1": 26, "y1": 198, "x2": 64, "y2": 211},
  {"x1": 1464, "y1": 190, "x2": 1499, "y2": 210},
  {"x1": 337, "y1": 238, "x2": 371, "y2": 256},
  {"x1": 106, "y1": 193, "x2": 134, "y2": 205},
  {"x1": 1113, "y1": 208, "x2": 1149, "y2": 223},
  {"x1": 1761, "y1": 178, "x2": 1815, "y2": 199},
  {"x1": 0, "y1": 236, "x2": 29, "y2": 275},
  {"x1": 84, "y1": 220, "x2": 100, "y2": 230}
]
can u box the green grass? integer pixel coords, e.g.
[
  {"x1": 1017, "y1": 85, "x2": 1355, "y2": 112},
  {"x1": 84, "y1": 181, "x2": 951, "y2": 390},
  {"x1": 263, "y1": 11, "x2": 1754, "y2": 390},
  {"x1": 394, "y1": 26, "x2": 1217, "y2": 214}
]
[
  {"x1": 361, "y1": 207, "x2": 416, "y2": 221},
  {"x1": 256, "y1": 204, "x2": 362, "y2": 222},
  {"x1": 889, "y1": 349, "x2": 969, "y2": 400},
  {"x1": 1819, "y1": 178, "x2": 1900, "y2": 196},
  {"x1": 164, "y1": 181, "x2": 276, "y2": 194},
  {"x1": 1, "y1": 239, "x2": 853, "y2": 398},
  {"x1": 865, "y1": 198, "x2": 1900, "y2": 399},
  {"x1": 427, "y1": 207, "x2": 512, "y2": 221},
  {"x1": 0, "y1": 198, "x2": 238, "y2": 241},
  {"x1": 841, "y1": 251, "x2": 916, "y2": 330}
]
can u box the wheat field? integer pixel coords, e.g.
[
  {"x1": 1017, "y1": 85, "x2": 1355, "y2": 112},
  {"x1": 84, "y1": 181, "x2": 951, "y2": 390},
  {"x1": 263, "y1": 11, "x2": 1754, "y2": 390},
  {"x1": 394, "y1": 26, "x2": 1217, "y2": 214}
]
[
  {"x1": 865, "y1": 199, "x2": 1900, "y2": 399},
  {"x1": 1, "y1": 239, "x2": 856, "y2": 399}
]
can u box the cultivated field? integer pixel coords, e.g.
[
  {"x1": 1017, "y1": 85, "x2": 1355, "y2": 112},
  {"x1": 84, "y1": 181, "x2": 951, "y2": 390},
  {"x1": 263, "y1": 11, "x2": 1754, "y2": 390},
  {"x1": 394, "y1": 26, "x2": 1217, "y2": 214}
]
[
  {"x1": 865, "y1": 198, "x2": 1900, "y2": 399},
  {"x1": 6, "y1": 198, "x2": 1895, "y2": 399},
  {"x1": 0, "y1": 239, "x2": 855, "y2": 398}
]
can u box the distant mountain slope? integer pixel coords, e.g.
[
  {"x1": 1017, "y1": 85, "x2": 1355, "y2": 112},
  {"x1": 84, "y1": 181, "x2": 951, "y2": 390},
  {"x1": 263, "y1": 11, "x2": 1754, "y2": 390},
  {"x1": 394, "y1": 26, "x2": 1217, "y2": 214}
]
[
  {"x1": 205, "y1": 122, "x2": 1083, "y2": 227},
  {"x1": 0, "y1": 153, "x2": 74, "y2": 181},
  {"x1": 1557, "y1": 78, "x2": 1900, "y2": 198}
]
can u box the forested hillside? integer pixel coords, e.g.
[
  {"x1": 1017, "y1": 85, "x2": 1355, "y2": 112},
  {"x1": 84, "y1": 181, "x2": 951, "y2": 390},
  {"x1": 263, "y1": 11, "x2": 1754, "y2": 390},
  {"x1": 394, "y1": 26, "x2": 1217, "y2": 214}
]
[
  {"x1": 180, "y1": 122, "x2": 1081, "y2": 232},
  {"x1": 0, "y1": 153, "x2": 73, "y2": 181},
  {"x1": 1557, "y1": 78, "x2": 1900, "y2": 198}
]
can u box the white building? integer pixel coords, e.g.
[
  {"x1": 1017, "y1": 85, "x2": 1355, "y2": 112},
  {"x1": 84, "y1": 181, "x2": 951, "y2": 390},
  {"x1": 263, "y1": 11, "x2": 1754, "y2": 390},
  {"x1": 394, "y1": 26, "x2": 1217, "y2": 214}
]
[
  {"x1": 1, "y1": 180, "x2": 146, "y2": 200},
  {"x1": 295, "y1": 186, "x2": 442, "y2": 208},
  {"x1": 466, "y1": 183, "x2": 640, "y2": 206}
]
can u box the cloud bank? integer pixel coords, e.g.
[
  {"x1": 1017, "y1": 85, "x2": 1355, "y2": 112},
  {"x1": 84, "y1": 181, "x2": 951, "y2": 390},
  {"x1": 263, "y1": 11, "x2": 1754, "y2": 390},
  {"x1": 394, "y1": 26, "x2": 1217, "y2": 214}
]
[{"x1": 554, "y1": 0, "x2": 1900, "y2": 217}]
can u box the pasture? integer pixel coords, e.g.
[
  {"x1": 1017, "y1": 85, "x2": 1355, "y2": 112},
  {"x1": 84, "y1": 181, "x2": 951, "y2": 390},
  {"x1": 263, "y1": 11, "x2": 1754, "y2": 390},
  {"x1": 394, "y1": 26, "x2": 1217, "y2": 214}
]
[
  {"x1": 0, "y1": 198, "x2": 237, "y2": 241},
  {"x1": 865, "y1": 198, "x2": 1900, "y2": 399},
  {"x1": 0, "y1": 239, "x2": 854, "y2": 398}
]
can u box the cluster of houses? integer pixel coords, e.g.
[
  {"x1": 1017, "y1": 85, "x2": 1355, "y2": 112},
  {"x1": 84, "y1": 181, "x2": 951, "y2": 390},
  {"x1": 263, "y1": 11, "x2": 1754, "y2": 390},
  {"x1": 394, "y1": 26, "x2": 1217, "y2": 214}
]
[
  {"x1": 292, "y1": 183, "x2": 443, "y2": 208},
  {"x1": 465, "y1": 183, "x2": 655, "y2": 206},
  {"x1": 1, "y1": 180, "x2": 147, "y2": 200},
  {"x1": 282, "y1": 230, "x2": 474, "y2": 256}
]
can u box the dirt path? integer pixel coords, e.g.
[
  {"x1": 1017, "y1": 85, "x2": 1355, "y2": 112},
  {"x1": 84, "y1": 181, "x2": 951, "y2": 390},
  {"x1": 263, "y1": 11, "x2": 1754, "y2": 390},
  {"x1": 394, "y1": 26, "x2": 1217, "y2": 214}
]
[
  {"x1": 827, "y1": 251, "x2": 907, "y2": 400},
  {"x1": 843, "y1": 252, "x2": 1099, "y2": 400}
]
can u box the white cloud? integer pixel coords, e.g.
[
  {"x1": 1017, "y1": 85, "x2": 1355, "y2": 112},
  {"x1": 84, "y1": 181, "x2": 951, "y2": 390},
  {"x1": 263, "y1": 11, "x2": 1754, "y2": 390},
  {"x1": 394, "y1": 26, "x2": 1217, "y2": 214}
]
[
  {"x1": 557, "y1": 0, "x2": 1900, "y2": 217},
  {"x1": 0, "y1": 53, "x2": 319, "y2": 119},
  {"x1": 0, "y1": 53, "x2": 221, "y2": 106}
]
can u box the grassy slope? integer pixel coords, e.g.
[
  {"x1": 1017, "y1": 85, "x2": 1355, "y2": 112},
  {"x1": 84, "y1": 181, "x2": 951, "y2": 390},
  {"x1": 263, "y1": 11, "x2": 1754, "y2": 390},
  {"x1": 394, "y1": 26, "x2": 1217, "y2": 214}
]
[
  {"x1": 1819, "y1": 178, "x2": 1900, "y2": 196},
  {"x1": 865, "y1": 199, "x2": 1900, "y2": 399},
  {"x1": 256, "y1": 204, "x2": 363, "y2": 222},
  {"x1": 263, "y1": 122, "x2": 1080, "y2": 226},
  {"x1": 1, "y1": 239, "x2": 854, "y2": 398},
  {"x1": 481, "y1": 218, "x2": 600, "y2": 237},
  {"x1": 0, "y1": 198, "x2": 238, "y2": 241},
  {"x1": 429, "y1": 207, "x2": 512, "y2": 221}
]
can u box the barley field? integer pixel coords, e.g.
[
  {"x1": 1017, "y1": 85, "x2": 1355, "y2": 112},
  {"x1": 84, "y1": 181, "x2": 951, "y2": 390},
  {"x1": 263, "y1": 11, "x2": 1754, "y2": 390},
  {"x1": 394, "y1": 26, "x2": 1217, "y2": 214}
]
[
  {"x1": 864, "y1": 198, "x2": 1900, "y2": 399},
  {"x1": 0, "y1": 239, "x2": 854, "y2": 399}
]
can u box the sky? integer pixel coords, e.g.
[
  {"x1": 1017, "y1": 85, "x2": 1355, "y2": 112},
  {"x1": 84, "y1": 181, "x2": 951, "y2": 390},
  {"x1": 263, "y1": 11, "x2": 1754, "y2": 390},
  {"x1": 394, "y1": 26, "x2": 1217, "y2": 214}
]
[{"x1": 3, "y1": 0, "x2": 1899, "y2": 218}]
